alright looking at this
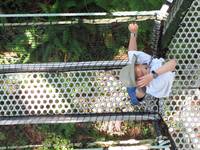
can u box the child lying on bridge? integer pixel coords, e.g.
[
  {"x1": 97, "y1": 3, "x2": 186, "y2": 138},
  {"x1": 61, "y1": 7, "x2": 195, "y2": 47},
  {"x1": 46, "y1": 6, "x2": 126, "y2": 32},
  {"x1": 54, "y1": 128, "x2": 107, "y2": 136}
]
[{"x1": 120, "y1": 23, "x2": 176, "y2": 105}]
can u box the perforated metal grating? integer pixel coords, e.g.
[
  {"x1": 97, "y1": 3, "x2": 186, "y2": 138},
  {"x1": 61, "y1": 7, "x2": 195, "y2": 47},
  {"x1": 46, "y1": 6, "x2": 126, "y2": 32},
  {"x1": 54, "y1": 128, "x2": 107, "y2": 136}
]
[
  {"x1": 163, "y1": 0, "x2": 200, "y2": 149},
  {"x1": 0, "y1": 0, "x2": 199, "y2": 149},
  {"x1": 0, "y1": 8, "x2": 161, "y2": 125},
  {"x1": 0, "y1": 68, "x2": 158, "y2": 117}
]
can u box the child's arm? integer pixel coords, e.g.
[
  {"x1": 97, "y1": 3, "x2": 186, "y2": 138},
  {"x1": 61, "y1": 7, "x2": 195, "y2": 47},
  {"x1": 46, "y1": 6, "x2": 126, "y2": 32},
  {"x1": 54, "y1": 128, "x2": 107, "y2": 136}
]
[
  {"x1": 137, "y1": 59, "x2": 177, "y2": 88},
  {"x1": 128, "y1": 23, "x2": 138, "y2": 51},
  {"x1": 154, "y1": 59, "x2": 177, "y2": 75}
]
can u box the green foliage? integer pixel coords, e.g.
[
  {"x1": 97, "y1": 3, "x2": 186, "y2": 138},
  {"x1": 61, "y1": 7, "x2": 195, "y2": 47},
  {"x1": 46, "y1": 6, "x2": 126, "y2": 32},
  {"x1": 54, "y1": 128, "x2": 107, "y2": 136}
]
[
  {"x1": 94, "y1": 0, "x2": 164, "y2": 11},
  {"x1": 39, "y1": 133, "x2": 73, "y2": 150},
  {"x1": 0, "y1": 132, "x2": 6, "y2": 141},
  {"x1": 0, "y1": 126, "x2": 29, "y2": 146},
  {"x1": 73, "y1": 123, "x2": 103, "y2": 142},
  {"x1": 0, "y1": 0, "x2": 164, "y2": 14},
  {"x1": 37, "y1": 124, "x2": 76, "y2": 139},
  {"x1": 0, "y1": 0, "x2": 164, "y2": 63},
  {"x1": 36, "y1": 124, "x2": 75, "y2": 149},
  {"x1": 137, "y1": 21, "x2": 154, "y2": 51}
]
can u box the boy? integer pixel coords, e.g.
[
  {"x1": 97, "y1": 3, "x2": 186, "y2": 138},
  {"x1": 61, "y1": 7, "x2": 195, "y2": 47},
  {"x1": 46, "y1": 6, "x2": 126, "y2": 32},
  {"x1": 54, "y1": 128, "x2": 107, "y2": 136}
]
[{"x1": 120, "y1": 23, "x2": 176, "y2": 105}]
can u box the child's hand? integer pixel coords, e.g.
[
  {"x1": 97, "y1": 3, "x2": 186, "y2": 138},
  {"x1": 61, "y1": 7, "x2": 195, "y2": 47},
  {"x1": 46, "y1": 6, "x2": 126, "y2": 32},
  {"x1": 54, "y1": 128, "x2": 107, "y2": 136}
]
[
  {"x1": 128, "y1": 23, "x2": 138, "y2": 33},
  {"x1": 137, "y1": 74, "x2": 153, "y2": 88}
]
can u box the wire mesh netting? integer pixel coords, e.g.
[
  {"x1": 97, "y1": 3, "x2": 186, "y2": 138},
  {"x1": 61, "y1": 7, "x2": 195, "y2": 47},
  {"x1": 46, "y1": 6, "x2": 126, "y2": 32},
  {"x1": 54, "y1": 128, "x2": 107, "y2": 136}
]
[
  {"x1": 0, "y1": 18, "x2": 156, "y2": 63},
  {"x1": 0, "y1": 11, "x2": 161, "y2": 124}
]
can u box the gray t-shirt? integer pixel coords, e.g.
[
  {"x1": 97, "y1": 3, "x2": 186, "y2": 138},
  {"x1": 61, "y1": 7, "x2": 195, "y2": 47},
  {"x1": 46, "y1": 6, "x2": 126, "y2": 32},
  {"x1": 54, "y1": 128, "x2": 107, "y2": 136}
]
[{"x1": 128, "y1": 51, "x2": 175, "y2": 98}]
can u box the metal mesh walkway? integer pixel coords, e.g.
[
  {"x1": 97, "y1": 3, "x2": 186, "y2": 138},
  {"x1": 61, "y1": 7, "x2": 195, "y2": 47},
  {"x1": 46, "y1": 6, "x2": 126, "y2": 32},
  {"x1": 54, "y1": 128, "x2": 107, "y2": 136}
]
[
  {"x1": 0, "y1": 62, "x2": 159, "y2": 124},
  {"x1": 0, "y1": 7, "x2": 167, "y2": 149},
  {"x1": 162, "y1": 0, "x2": 200, "y2": 149},
  {"x1": 0, "y1": 6, "x2": 163, "y2": 125},
  {"x1": 0, "y1": 0, "x2": 199, "y2": 149}
]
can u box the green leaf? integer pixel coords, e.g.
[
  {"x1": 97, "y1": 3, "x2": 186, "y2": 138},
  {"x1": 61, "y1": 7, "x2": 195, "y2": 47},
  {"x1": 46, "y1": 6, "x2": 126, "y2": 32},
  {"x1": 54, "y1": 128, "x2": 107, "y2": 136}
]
[
  {"x1": 38, "y1": 3, "x2": 50, "y2": 12},
  {"x1": 63, "y1": 30, "x2": 69, "y2": 45},
  {"x1": 0, "y1": 132, "x2": 6, "y2": 140},
  {"x1": 64, "y1": 0, "x2": 77, "y2": 8}
]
